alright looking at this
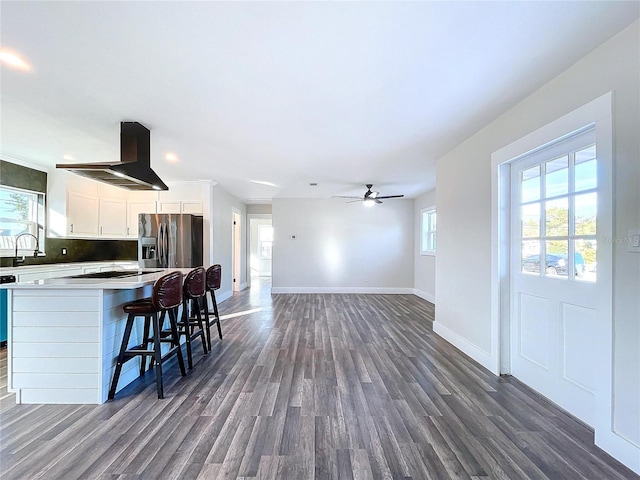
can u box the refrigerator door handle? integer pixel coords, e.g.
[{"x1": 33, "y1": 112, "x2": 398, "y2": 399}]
[
  {"x1": 156, "y1": 224, "x2": 164, "y2": 266},
  {"x1": 164, "y1": 223, "x2": 170, "y2": 267},
  {"x1": 163, "y1": 224, "x2": 168, "y2": 267}
]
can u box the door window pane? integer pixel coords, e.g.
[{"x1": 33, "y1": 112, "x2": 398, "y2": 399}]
[
  {"x1": 521, "y1": 203, "x2": 540, "y2": 238},
  {"x1": 575, "y1": 146, "x2": 597, "y2": 192},
  {"x1": 521, "y1": 165, "x2": 541, "y2": 203},
  {"x1": 545, "y1": 156, "x2": 568, "y2": 197},
  {"x1": 545, "y1": 240, "x2": 568, "y2": 278},
  {"x1": 575, "y1": 239, "x2": 596, "y2": 282},
  {"x1": 574, "y1": 193, "x2": 597, "y2": 235},
  {"x1": 521, "y1": 240, "x2": 541, "y2": 275},
  {"x1": 545, "y1": 198, "x2": 568, "y2": 237}
]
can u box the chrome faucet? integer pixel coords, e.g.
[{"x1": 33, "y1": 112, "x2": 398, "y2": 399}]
[{"x1": 13, "y1": 232, "x2": 40, "y2": 267}]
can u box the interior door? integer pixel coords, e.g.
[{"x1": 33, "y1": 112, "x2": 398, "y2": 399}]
[{"x1": 510, "y1": 128, "x2": 601, "y2": 426}]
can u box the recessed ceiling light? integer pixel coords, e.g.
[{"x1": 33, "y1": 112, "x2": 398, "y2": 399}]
[
  {"x1": 0, "y1": 50, "x2": 31, "y2": 72},
  {"x1": 112, "y1": 171, "x2": 126, "y2": 178},
  {"x1": 152, "y1": 185, "x2": 162, "y2": 190},
  {"x1": 62, "y1": 154, "x2": 75, "y2": 161},
  {"x1": 309, "y1": 183, "x2": 318, "y2": 186},
  {"x1": 165, "y1": 152, "x2": 179, "y2": 162}
]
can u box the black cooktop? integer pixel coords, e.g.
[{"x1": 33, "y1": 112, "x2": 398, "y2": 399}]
[{"x1": 67, "y1": 270, "x2": 162, "y2": 279}]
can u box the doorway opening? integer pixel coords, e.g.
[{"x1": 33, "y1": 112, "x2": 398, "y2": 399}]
[{"x1": 248, "y1": 214, "x2": 273, "y2": 279}]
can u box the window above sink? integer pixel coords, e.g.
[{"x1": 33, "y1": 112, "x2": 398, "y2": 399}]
[{"x1": 0, "y1": 185, "x2": 46, "y2": 258}]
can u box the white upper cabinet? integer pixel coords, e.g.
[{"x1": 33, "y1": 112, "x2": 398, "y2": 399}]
[
  {"x1": 62, "y1": 177, "x2": 206, "y2": 239},
  {"x1": 157, "y1": 182, "x2": 203, "y2": 215},
  {"x1": 99, "y1": 198, "x2": 127, "y2": 237},
  {"x1": 65, "y1": 176, "x2": 127, "y2": 238},
  {"x1": 181, "y1": 201, "x2": 203, "y2": 214},
  {"x1": 67, "y1": 190, "x2": 99, "y2": 237},
  {"x1": 157, "y1": 200, "x2": 181, "y2": 214}
]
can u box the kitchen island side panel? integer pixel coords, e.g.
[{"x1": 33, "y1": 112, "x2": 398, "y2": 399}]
[{"x1": 10, "y1": 288, "x2": 101, "y2": 404}]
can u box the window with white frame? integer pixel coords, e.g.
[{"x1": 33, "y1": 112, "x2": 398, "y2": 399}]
[
  {"x1": 0, "y1": 185, "x2": 45, "y2": 257},
  {"x1": 420, "y1": 207, "x2": 436, "y2": 254}
]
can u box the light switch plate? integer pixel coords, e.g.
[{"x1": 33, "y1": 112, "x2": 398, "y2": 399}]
[{"x1": 628, "y1": 230, "x2": 640, "y2": 253}]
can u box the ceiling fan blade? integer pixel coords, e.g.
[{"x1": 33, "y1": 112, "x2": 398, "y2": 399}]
[
  {"x1": 376, "y1": 194, "x2": 404, "y2": 199},
  {"x1": 346, "y1": 199, "x2": 363, "y2": 203},
  {"x1": 370, "y1": 191, "x2": 379, "y2": 199},
  {"x1": 333, "y1": 195, "x2": 362, "y2": 199},
  {"x1": 375, "y1": 199, "x2": 383, "y2": 204}
]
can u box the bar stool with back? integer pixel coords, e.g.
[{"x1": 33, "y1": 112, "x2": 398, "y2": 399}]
[
  {"x1": 176, "y1": 266, "x2": 209, "y2": 370},
  {"x1": 108, "y1": 271, "x2": 186, "y2": 400},
  {"x1": 203, "y1": 264, "x2": 223, "y2": 351}
]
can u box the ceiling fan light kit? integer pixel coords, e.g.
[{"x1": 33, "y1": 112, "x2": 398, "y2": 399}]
[{"x1": 335, "y1": 184, "x2": 405, "y2": 205}]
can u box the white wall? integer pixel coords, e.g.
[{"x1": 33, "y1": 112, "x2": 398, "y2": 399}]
[
  {"x1": 272, "y1": 198, "x2": 414, "y2": 292},
  {"x1": 247, "y1": 204, "x2": 272, "y2": 215},
  {"x1": 212, "y1": 185, "x2": 247, "y2": 300},
  {"x1": 436, "y1": 21, "x2": 640, "y2": 470},
  {"x1": 414, "y1": 189, "x2": 436, "y2": 303}
]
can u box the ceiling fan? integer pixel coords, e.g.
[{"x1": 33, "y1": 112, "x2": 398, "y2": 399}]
[{"x1": 336, "y1": 184, "x2": 405, "y2": 206}]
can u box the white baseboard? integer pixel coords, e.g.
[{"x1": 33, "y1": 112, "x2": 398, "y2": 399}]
[
  {"x1": 596, "y1": 429, "x2": 640, "y2": 475},
  {"x1": 433, "y1": 321, "x2": 497, "y2": 374},
  {"x1": 413, "y1": 289, "x2": 435, "y2": 304},
  {"x1": 239, "y1": 282, "x2": 248, "y2": 291},
  {"x1": 270, "y1": 287, "x2": 415, "y2": 294}
]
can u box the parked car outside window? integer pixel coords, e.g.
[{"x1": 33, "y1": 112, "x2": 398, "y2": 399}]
[{"x1": 522, "y1": 252, "x2": 585, "y2": 277}]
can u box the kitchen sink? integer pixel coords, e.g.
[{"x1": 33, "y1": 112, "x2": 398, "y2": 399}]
[{"x1": 67, "y1": 270, "x2": 162, "y2": 279}]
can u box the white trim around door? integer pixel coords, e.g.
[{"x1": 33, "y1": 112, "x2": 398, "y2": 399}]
[{"x1": 490, "y1": 92, "x2": 640, "y2": 474}]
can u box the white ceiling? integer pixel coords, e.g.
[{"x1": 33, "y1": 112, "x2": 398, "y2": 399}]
[{"x1": 1, "y1": 1, "x2": 638, "y2": 202}]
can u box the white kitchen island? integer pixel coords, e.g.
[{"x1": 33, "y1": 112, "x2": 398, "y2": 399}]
[{"x1": 1, "y1": 268, "x2": 192, "y2": 404}]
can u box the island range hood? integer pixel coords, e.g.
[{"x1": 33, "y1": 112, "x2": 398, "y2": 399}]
[{"x1": 56, "y1": 122, "x2": 168, "y2": 191}]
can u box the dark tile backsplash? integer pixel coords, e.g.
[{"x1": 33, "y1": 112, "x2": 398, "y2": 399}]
[{"x1": 0, "y1": 237, "x2": 137, "y2": 268}]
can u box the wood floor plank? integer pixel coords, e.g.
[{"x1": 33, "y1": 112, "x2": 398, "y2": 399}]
[{"x1": 1, "y1": 278, "x2": 638, "y2": 480}]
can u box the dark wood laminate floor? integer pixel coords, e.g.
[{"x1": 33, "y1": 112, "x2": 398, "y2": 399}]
[{"x1": 0, "y1": 277, "x2": 638, "y2": 479}]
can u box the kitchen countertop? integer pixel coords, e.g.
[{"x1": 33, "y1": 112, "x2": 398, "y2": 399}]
[
  {"x1": 0, "y1": 267, "x2": 192, "y2": 290},
  {"x1": 0, "y1": 260, "x2": 138, "y2": 274}
]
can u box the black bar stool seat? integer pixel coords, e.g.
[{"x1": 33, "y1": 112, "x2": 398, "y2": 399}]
[{"x1": 108, "y1": 271, "x2": 186, "y2": 400}]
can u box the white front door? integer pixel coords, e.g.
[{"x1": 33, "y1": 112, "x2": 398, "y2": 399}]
[{"x1": 510, "y1": 128, "x2": 602, "y2": 426}]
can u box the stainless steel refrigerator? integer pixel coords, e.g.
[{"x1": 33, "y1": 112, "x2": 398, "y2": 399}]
[{"x1": 138, "y1": 213, "x2": 203, "y2": 268}]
